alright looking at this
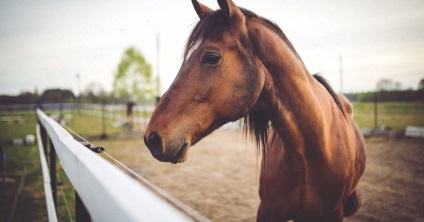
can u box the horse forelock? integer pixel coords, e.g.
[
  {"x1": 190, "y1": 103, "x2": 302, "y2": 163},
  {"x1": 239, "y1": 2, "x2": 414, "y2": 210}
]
[{"x1": 184, "y1": 10, "x2": 227, "y2": 60}]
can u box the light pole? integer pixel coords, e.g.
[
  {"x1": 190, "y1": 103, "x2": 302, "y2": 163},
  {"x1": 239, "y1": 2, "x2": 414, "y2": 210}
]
[
  {"x1": 156, "y1": 33, "x2": 161, "y2": 99},
  {"x1": 145, "y1": 19, "x2": 161, "y2": 103},
  {"x1": 76, "y1": 73, "x2": 81, "y2": 114},
  {"x1": 339, "y1": 54, "x2": 343, "y2": 94}
]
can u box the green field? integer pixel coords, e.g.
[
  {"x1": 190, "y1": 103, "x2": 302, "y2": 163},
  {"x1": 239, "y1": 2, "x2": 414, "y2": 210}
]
[
  {"x1": 352, "y1": 102, "x2": 424, "y2": 130},
  {"x1": 0, "y1": 145, "x2": 47, "y2": 221},
  {"x1": 0, "y1": 102, "x2": 423, "y2": 221},
  {"x1": 0, "y1": 110, "x2": 137, "y2": 143},
  {"x1": 0, "y1": 112, "x2": 37, "y2": 143},
  {"x1": 1, "y1": 102, "x2": 423, "y2": 143}
]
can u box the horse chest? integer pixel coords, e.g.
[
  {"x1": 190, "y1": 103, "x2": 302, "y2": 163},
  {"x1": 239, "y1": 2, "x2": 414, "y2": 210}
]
[{"x1": 260, "y1": 141, "x2": 350, "y2": 218}]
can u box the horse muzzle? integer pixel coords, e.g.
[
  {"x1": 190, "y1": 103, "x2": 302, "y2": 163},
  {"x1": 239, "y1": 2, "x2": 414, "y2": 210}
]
[{"x1": 144, "y1": 131, "x2": 190, "y2": 164}]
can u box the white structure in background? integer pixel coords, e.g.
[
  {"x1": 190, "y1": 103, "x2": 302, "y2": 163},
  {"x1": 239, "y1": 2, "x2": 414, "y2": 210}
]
[{"x1": 405, "y1": 126, "x2": 424, "y2": 138}]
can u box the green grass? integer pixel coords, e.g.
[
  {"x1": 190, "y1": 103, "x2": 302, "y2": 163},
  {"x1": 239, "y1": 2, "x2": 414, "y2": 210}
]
[
  {"x1": 56, "y1": 167, "x2": 76, "y2": 222},
  {"x1": 66, "y1": 112, "x2": 128, "y2": 136},
  {"x1": 352, "y1": 102, "x2": 424, "y2": 130},
  {"x1": 0, "y1": 110, "x2": 136, "y2": 142},
  {"x1": 0, "y1": 145, "x2": 47, "y2": 221},
  {"x1": 0, "y1": 111, "x2": 37, "y2": 143},
  {"x1": 0, "y1": 145, "x2": 76, "y2": 222}
]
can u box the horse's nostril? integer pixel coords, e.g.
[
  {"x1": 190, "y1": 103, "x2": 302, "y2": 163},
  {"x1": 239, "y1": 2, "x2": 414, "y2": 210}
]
[{"x1": 146, "y1": 132, "x2": 163, "y2": 157}]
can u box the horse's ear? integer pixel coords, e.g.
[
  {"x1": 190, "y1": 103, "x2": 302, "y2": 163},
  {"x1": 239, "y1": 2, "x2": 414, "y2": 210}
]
[
  {"x1": 217, "y1": 0, "x2": 244, "y2": 23},
  {"x1": 192, "y1": 0, "x2": 212, "y2": 19}
]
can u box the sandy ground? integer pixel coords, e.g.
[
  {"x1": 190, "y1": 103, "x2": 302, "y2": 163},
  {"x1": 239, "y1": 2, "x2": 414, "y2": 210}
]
[
  {"x1": 102, "y1": 130, "x2": 424, "y2": 221},
  {"x1": 346, "y1": 137, "x2": 424, "y2": 222}
]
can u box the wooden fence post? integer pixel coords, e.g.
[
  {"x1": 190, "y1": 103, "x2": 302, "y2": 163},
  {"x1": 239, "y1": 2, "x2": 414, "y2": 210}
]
[
  {"x1": 75, "y1": 191, "x2": 91, "y2": 222},
  {"x1": 39, "y1": 120, "x2": 48, "y2": 159},
  {"x1": 49, "y1": 138, "x2": 57, "y2": 208}
]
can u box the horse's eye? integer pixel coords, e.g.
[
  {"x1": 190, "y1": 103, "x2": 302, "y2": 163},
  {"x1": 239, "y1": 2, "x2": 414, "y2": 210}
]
[{"x1": 201, "y1": 52, "x2": 221, "y2": 65}]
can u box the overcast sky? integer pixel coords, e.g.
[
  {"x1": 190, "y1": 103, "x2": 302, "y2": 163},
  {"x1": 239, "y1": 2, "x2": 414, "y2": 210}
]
[{"x1": 0, "y1": 0, "x2": 423, "y2": 96}]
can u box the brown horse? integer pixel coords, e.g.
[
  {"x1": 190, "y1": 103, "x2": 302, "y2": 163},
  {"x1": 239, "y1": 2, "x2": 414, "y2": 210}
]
[{"x1": 144, "y1": 0, "x2": 366, "y2": 221}]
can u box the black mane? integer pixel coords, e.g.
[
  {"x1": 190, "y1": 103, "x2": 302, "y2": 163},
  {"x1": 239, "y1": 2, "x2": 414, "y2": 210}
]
[{"x1": 313, "y1": 74, "x2": 346, "y2": 115}]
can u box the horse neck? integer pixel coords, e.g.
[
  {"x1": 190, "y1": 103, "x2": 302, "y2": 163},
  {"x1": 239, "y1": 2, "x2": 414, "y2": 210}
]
[{"x1": 248, "y1": 22, "x2": 328, "y2": 154}]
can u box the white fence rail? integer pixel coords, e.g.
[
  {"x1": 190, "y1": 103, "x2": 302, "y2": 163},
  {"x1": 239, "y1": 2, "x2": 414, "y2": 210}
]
[
  {"x1": 36, "y1": 108, "x2": 191, "y2": 221},
  {"x1": 36, "y1": 124, "x2": 58, "y2": 222}
]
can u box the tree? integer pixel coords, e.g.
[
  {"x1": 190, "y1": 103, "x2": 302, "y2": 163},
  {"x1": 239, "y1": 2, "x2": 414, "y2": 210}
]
[
  {"x1": 39, "y1": 89, "x2": 76, "y2": 103},
  {"x1": 82, "y1": 81, "x2": 107, "y2": 103},
  {"x1": 376, "y1": 78, "x2": 393, "y2": 91},
  {"x1": 419, "y1": 78, "x2": 424, "y2": 91},
  {"x1": 394, "y1": 82, "x2": 402, "y2": 91},
  {"x1": 112, "y1": 47, "x2": 155, "y2": 101},
  {"x1": 0, "y1": 92, "x2": 39, "y2": 105}
]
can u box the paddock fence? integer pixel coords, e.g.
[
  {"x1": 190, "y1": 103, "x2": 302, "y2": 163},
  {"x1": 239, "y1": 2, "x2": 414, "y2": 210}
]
[{"x1": 36, "y1": 108, "x2": 195, "y2": 221}]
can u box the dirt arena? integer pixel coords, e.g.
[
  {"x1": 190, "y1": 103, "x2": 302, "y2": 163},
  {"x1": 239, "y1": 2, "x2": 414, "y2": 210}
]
[{"x1": 103, "y1": 130, "x2": 424, "y2": 221}]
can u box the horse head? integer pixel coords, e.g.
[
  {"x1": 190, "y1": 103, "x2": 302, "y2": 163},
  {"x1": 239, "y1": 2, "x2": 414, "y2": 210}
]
[{"x1": 144, "y1": 0, "x2": 268, "y2": 163}]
